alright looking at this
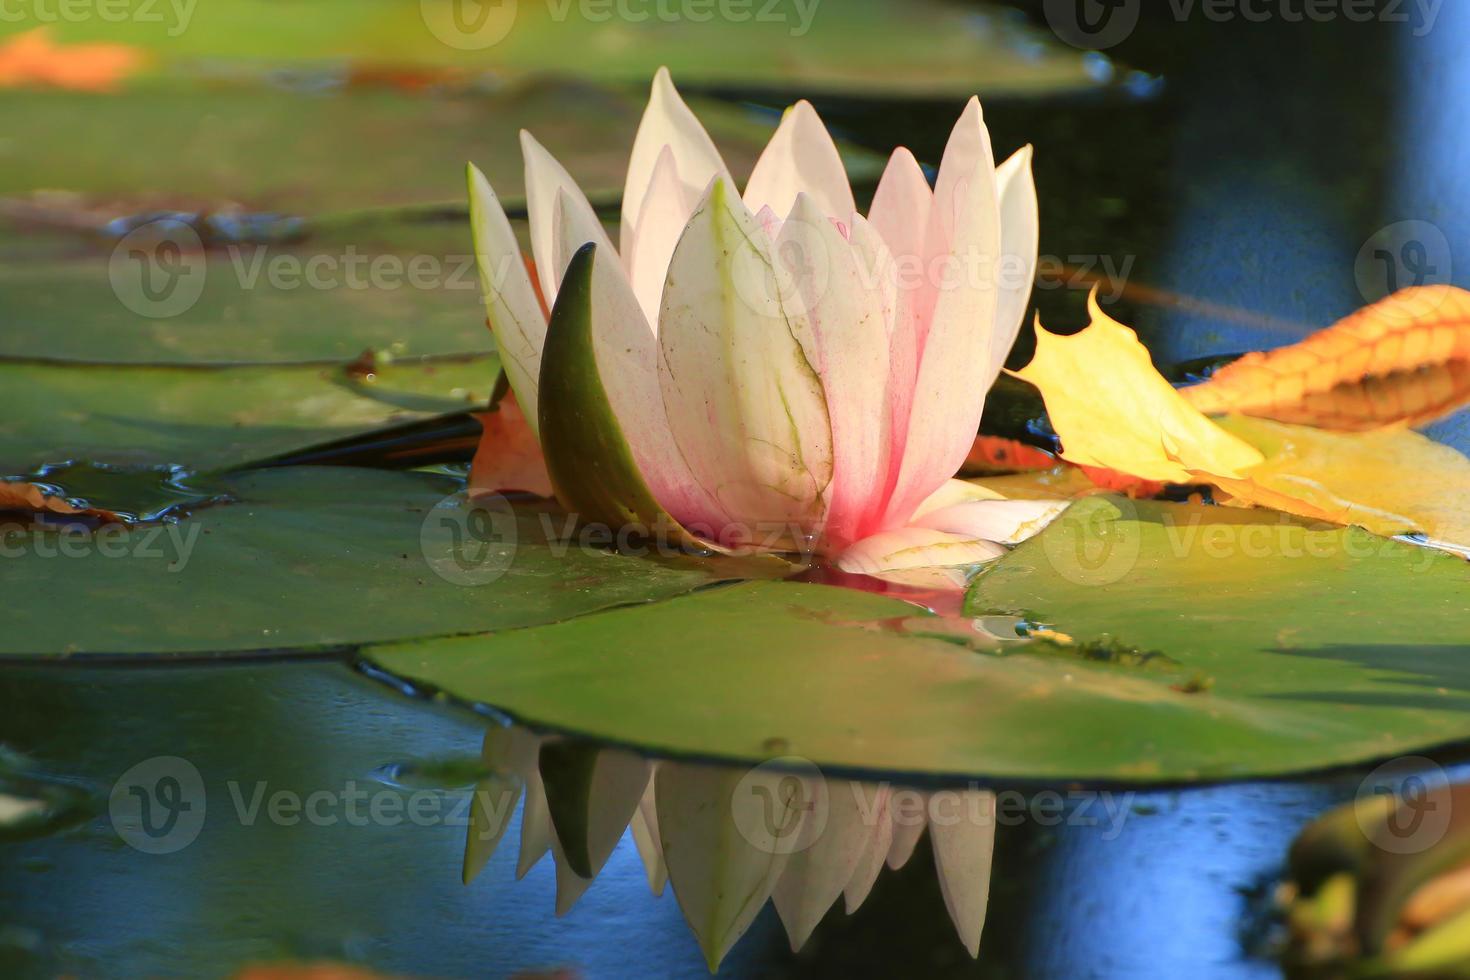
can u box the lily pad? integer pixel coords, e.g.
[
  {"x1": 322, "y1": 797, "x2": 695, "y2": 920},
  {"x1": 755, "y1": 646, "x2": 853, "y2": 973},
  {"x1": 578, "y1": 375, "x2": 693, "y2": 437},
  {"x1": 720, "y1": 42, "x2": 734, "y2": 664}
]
[
  {"x1": 3, "y1": 1, "x2": 1111, "y2": 98},
  {"x1": 361, "y1": 499, "x2": 1470, "y2": 784},
  {"x1": 0, "y1": 467, "x2": 753, "y2": 658},
  {"x1": 0, "y1": 353, "x2": 496, "y2": 472}
]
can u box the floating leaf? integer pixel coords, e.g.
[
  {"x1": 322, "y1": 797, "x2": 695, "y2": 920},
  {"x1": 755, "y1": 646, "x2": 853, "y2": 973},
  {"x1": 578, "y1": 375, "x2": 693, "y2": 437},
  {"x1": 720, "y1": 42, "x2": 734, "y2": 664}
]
[
  {"x1": 1183, "y1": 286, "x2": 1470, "y2": 430},
  {"x1": 0, "y1": 354, "x2": 495, "y2": 474},
  {"x1": 0, "y1": 467, "x2": 755, "y2": 658},
  {"x1": 363, "y1": 510, "x2": 1470, "y2": 782},
  {"x1": 1013, "y1": 295, "x2": 1265, "y2": 484},
  {"x1": 1212, "y1": 415, "x2": 1470, "y2": 551}
]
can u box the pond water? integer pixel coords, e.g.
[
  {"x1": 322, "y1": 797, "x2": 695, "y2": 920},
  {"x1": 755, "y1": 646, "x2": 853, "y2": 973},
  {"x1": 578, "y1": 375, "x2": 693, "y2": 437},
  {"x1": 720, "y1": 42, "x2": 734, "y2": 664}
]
[{"x1": 5, "y1": 3, "x2": 1470, "y2": 978}]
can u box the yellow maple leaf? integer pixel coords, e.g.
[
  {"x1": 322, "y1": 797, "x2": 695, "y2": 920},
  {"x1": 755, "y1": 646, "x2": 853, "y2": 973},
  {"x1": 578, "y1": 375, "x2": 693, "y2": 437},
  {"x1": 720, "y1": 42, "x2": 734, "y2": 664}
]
[
  {"x1": 1013, "y1": 291, "x2": 1264, "y2": 483},
  {"x1": 1014, "y1": 292, "x2": 1470, "y2": 552}
]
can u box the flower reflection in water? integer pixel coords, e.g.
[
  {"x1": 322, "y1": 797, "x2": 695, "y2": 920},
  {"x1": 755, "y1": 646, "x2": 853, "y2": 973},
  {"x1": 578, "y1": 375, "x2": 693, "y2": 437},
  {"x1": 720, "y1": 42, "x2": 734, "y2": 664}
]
[{"x1": 462, "y1": 727, "x2": 997, "y2": 970}]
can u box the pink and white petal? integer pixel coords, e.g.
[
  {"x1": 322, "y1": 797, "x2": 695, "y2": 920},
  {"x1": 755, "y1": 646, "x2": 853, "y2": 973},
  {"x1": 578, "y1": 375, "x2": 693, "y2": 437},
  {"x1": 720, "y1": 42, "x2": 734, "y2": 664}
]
[
  {"x1": 621, "y1": 66, "x2": 731, "y2": 255},
  {"x1": 883, "y1": 98, "x2": 1002, "y2": 528},
  {"x1": 866, "y1": 146, "x2": 933, "y2": 267},
  {"x1": 743, "y1": 100, "x2": 855, "y2": 224},
  {"x1": 913, "y1": 498, "x2": 1067, "y2": 545},
  {"x1": 625, "y1": 145, "x2": 697, "y2": 323},
  {"x1": 522, "y1": 130, "x2": 617, "y2": 306},
  {"x1": 992, "y1": 145, "x2": 1039, "y2": 378},
  {"x1": 630, "y1": 776, "x2": 668, "y2": 897},
  {"x1": 776, "y1": 194, "x2": 892, "y2": 548},
  {"x1": 658, "y1": 178, "x2": 833, "y2": 538},
  {"x1": 930, "y1": 788, "x2": 997, "y2": 958},
  {"x1": 834, "y1": 526, "x2": 1006, "y2": 575},
  {"x1": 886, "y1": 798, "x2": 927, "y2": 871},
  {"x1": 467, "y1": 164, "x2": 548, "y2": 434}
]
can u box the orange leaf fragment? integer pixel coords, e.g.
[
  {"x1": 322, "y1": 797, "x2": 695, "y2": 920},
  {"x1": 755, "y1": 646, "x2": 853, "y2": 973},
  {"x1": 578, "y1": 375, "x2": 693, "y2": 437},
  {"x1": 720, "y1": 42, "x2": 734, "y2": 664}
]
[
  {"x1": 0, "y1": 480, "x2": 120, "y2": 523},
  {"x1": 469, "y1": 390, "x2": 553, "y2": 497},
  {"x1": 1182, "y1": 285, "x2": 1470, "y2": 430},
  {"x1": 0, "y1": 27, "x2": 144, "y2": 92}
]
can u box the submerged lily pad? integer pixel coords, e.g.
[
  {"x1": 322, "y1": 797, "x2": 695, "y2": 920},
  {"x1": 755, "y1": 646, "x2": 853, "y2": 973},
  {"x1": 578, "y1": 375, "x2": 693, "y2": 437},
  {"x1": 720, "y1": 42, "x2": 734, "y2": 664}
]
[
  {"x1": 0, "y1": 353, "x2": 496, "y2": 473},
  {"x1": 360, "y1": 500, "x2": 1470, "y2": 784},
  {"x1": 0, "y1": 467, "x2": 756, "y2": 658}
]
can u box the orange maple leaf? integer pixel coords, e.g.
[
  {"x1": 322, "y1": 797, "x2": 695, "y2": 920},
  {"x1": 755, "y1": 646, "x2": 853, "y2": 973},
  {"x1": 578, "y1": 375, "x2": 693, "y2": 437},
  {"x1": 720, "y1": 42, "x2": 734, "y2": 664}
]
[
  {"x1": 0, "y1": 480, "x2": 120, "y2": 522},
  {"x1": 1182, "y1": 285, "x2": 1470, "y2": 430},
  {"x1": 0, "y1": 27, "x2": 144, "y2": 92},
  {"x1": 469, "y1": 389, "x2": 553, "y2": 497}
]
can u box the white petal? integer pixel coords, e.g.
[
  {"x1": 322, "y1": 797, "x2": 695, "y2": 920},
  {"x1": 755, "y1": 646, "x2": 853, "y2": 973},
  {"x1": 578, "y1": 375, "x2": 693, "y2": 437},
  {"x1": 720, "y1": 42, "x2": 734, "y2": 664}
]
[
  {"x1": 626, "y1": 145, "x2": 698, "y2": 324},
  {"x1": 522, "y1": 130, "x2": 617, "y2": 307},
  {"x1": 656, "y1": 761, "x2": 803, "y2": 971},
  {"x1": 468, "y1": 164, "x2": 548, "y2": 435},
  {"x1": 658, "y1": 178, "x2": 833, "y2": 537},
  {"x1": 743, "y1": 100, "x2": 855, "y2": 223},
  {"x1": 622, "y1": 66, "x2": 730, "y2": 254},
  {"x1": 463, "y1": 726, "x2": 540, "y2": 885},
  {"x1": 551, "y1": 833, "x2": 594, "y2": 916},
  {"x1": 772, "y1": 778, "x2": 875, "y2": 951},
  {"x1": 842, "y1": 784, "x2": 893, "y2": 914},
  {"x1": 992, "y1": 145, "x2": 1039, "y2": 378},
  {"x1": 631, "y1": 775, "x2": 668, "y2": 897},
  {"x1": 517, "y1": 763, "x2": 554, "y2": 879},
  {"x1": 913, "y1": 498, "x2": 1068, "y2": 545},
  {"x1": 886, "y1": 790, "x2": 928, "y2": 871},
  {"x1": 835, "y1": 526, "x2": 1006, "y2": 574},
  {"x1": 930, "y1": 789, "x2": 997, "y2": 957},
  {"x1": 884, "y1": 98, "x2": 1003, "y2": 528},
  {"x1": 911, "y1": 477, "x2": 1005, "y2": 520},
  {"x1": 776, "y1": 196, "x2": 892, "y2": 548}
]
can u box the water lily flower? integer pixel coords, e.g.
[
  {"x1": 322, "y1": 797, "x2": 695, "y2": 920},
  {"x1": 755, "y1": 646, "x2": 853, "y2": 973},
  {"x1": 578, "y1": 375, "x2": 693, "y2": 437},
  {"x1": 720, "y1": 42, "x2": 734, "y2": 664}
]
[{"x1": 468, "y1": 68, "x2": 1062, "y2": 572}]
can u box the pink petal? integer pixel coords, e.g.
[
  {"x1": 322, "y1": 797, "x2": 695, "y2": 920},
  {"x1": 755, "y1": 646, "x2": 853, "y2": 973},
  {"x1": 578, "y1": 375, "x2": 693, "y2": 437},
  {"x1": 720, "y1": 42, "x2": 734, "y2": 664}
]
[
  {"x1": 883, "y1": 98, "x2": 1002, "y2": 529},
  {"x1": 834, "y1": 525, "x2": 1006, "y2": 574},
  {"x1": 743, "y1": 100, "x2": 855, "y2": 224},
  {"x1": 467, "y1": 163, "x2": 548, "y2": 432},
  {"x1": 992, "y1": 144, "x2": 1039, "y2": 379},
  {"x1": 930, "y1": 789, "x2": 997, "y2": 957},
  {"x1": 621, "y1": 66, "x2": 730, "y2": 256},
  {"x1": 522, "y1": 130, "x2": 617, "y2": 308},
  {"x1": 776, "y1": 194, "x2": 893, "y2": 548},
  {"x1": 657, "y1": 177, "x2": 833, "y2": 541}
]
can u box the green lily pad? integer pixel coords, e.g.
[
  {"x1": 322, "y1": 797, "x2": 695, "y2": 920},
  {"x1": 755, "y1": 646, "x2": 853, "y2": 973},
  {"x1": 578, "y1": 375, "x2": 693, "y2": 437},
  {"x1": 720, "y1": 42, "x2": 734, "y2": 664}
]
[
  {"x1": 0, "y1": 466, "x2": 755, "y2": 658},
  {"x1": 0, "y1": 353, "x2": 496, "y2": 473},
  {"x1": 3, "y1": 1, "x2": 1110, "y2": 98},
  {"x1": 360, "y1": 499, "x2": 1470, "y2": 784}
]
